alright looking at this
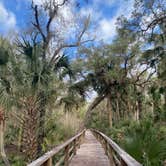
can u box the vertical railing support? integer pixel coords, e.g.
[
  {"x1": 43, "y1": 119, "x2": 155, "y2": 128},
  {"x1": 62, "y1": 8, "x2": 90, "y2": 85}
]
[
  {"x1": 120, "y1": 158, "x2": 127, "y2": 166},
  {"x1": 64, "y1": 145, "x2": 70, "y2": 166},
  {"x1": 77, "y1": 136, "x2": 80, "y2": 149},
  {"x1": 80, "y1": 134, "x2": 83, "y2": 144},
  {"x1": 104, "y1": 139, "x2": 108, "y2": 155},
  {"x1": 108, "y1": 145, "x2": 114, "y2": 166},
  {"x1": 73, "y1": 139, "x2": 77, "y2": 155},
  {"x1": 82, "y1": 130, "x2": 85, "y2": 143},
  {"x1": 42, "y1": 158, "x2": 52, "y2": 166}
]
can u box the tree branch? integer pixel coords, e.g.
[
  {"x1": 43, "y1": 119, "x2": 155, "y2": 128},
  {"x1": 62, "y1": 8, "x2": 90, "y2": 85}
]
[
  {"x1": 142, "y1": 15, "x2": 166, "y2": 32},
  {"x1": 46, "y1": 0, "x2": 67, "y2": 41},
  {"x1": 31, "y1": 4, "x2": 46, "y2": 43},
  {"x1": 134, "y1": 65, "x2": 152, "y2": 83}
]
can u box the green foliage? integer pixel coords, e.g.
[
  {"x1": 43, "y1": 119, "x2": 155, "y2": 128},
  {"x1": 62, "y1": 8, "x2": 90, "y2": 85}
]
[
  {"x1": 88, "y1": 105, "x2": 166, "y2": 166},
  {"x1": 41, "y1": 109, "x2": 84, "y2": 152},
  {"x1": 9, "y1": 155, "x2": 26, "y2": 166},
  {"x1": 121, "y1": 118, "x2": 166, "y2": 166},
  {"x1": 5, "y1": 124, "x2": 19, "y2": 144},
  {"x1": 0, "y1": 38, "x2": 10, "y2": 66},
  {"x1": 88, "y1": 111, "x2": 109, "y2": 131},
  {"x1": 0, "y1": 48, "x2": 9, "y2": 65},
  {"x1": 0, "y1": 0, "x2": 166, "y2": 165},
  {"x1": 0, "y1": 156, "x2": 26, "y2": 166}
]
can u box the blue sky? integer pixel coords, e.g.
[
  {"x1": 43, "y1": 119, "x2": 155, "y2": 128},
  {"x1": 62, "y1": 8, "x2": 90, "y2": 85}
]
[{"x1": 0, "y1": 0, "x2": 134, "y2": 42}]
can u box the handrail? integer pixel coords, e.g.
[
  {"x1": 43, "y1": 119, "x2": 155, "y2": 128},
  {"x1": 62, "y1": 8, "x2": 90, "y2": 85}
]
[
  {"x1": 91, "y1": 129, "x2": 142, "y2": 166},
  {"x1": 28, "y1": 129, "x2": 86, "y2": 166}
]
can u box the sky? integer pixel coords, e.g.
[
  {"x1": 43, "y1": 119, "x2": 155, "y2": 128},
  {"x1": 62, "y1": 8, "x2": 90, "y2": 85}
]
[{"x1": 0, "y1": 0, "x2": 135, "y2": 43}]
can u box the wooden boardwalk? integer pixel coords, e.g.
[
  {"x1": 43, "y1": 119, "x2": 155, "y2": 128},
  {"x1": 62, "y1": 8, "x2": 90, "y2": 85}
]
[
  {"x1": 69, "y1": 130, "x2": 110, "y2": 166},
  {"x1": 28, "y1": 129, "x2": 142, "y2": 166}
]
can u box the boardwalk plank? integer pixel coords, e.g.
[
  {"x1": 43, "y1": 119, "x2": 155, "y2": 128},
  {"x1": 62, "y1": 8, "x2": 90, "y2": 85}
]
[{"x1": 69, "y1": 130, "x2": 110, "y2": 166}]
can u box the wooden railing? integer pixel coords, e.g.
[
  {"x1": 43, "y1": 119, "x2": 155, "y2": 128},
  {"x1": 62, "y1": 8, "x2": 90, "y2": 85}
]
[
  {"x1": 27, "y1": 129, "x2": 86, "y2": 166},
  {"x1": 91, "y1": 129, "x2": 142, "y2": 166}
]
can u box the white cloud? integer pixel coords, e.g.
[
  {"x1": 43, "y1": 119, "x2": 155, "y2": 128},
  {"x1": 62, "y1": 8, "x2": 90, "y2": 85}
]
[
  {"x1": 98, "y1": 0, "x2": 134, "y2": 41},
  {"x1": 49, "y1": 1, "x2": 77, "y2": 45},
  {"x1": 25, "y1": 0, "x2": 134, "y2": 43},
  {"x1": 93, "y1": 0, "x2": 117, "y2": 7},
  {"x1": 98, "y1": 18, "x2": 117, "y2": 42},
  {"x1": 29, "y1": 0, "x2": 65, "y2": 5},
  {"x1": 79, "y1": 0, "x2": 134, "y2": 42},
  {"x1": 0, "y1": 2, "x2": 16, "y2": 33},
  {"x1": 32, "y1": 0, "x2": 43, "y2": 5},
  {"x1": 80, "y1": 6, "x2": 102, "y2": 23}
]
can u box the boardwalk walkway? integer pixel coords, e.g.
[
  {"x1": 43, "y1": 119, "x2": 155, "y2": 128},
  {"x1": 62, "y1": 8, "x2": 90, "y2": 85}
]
[
  {"x1": 28, "y1": 129, "x2": 142, "y2": 166},
  {"x1": 69, "y1": 130, "x2": 110, "y2": 166}
]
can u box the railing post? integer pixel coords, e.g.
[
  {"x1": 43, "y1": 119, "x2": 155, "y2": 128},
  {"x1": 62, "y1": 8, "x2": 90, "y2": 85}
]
[
  {"x1": 80, "y1": 134, "x2": 83, "y2": 144},
  {"x1": 64, "y1": 145, "x2": 70, "y2": 166},
  {"x1": 108, "y1": 145, "x2": 115, "y2": 166},
  {"x1": 77, "y1": 136, "x2": 80, "y2": 149},
  {"x1": 98, "y1": 134, "x2": 100, "y2": 141},
  {"x1": 101, "y1": 138, "x2": 105, "y2": 149},
  {"x1": 42, "y1": 158, "x2": 52, "y2": 166},
  {"x1": 78, "y1": 134, "x2": 82, "y2": 148},
  {"x1": 73, "y1": 139, "x2": 77, "y2": 155},
  {"x1": 104, "y1": 140, "x2": 108, "y2": 155},
  {"x1": 120, "y1": 158, "x2": 127, "y2": 166},
  {"x1": 96, "y1": 133, "x2": 98, "y2": 139},
  {"x1": 83, "y1": 130, "x2": 85, "y2": 142}
]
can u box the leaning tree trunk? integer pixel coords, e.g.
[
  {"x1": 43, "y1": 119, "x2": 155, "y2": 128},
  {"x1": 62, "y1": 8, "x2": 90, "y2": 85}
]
[
  {"x1": 84, "y1": 94, "x2": 106, "y2": 127},
  {"x1": 0, "y1": 109, "x2": 10, "y2": 166}
]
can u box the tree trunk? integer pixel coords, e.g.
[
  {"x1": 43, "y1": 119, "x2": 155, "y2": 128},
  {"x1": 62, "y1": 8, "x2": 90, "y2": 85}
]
[
  {"x1": 37, "y1": 91, "x2": 47, "y2": 156},
  {"x1": 84, "y1": 94, "x2": 106, "y2": 126},
  {"x1": 135, "y1": 101, "x2": 139, "y2": 121},
  {"x1": 127, "y1": 100, "x2": 131, "y2": 119},
  {"x1": 164, "y1": 88, "x2": 166, "y2": 109},
  {"x1": 21, "y1": 97, "x2": 38, "y2": 162},
  {"x1": 107, "y1": 96, "x2": 112, "y2": 128},
  {"x1": 137, "y1": 92, "x2": 143, "y2": 120},
  {"x1": 0, "y1": 110, "x2": 10, "y2": 166},
  {"x1": 18, "y1": 113, "x2": 24, "y2": 152},
  {"x1": 116, "y1": 99, "x2": 120, "y2": 122}
]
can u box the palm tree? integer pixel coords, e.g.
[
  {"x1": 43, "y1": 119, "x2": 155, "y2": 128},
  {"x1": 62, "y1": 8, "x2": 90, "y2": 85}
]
[
  {"x1": 15, "y1": 35, "x2": 78, "y2": 159},
  {"x1": 0, "y1": 36, "x2": 53, "y2": 161},
  {"x1": 0, "y1": 37, "x2": 14, "y2": 165},
  {"x1": 27, "y1": 0, "x2": 91, "y2": 154}
]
